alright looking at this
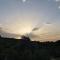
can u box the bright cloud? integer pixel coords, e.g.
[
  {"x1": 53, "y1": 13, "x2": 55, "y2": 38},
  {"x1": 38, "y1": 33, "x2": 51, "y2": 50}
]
[
  {"x1": 22, "y1": 0, "x2": 26, "y2": 3},
  {"x1": 55, "y1": 0, "x2": 60, "y2": 2},
  {"x1": 58, "y1": 6, "x2": 60, "y2": 9}
]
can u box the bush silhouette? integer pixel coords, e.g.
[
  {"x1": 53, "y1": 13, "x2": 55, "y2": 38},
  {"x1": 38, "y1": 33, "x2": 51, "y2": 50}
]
[{"x1": 0, "y1": 36, "x2": 60, "y2": 60}]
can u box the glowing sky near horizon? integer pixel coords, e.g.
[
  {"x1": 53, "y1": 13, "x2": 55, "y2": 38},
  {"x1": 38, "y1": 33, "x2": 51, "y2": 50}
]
[{"x1": 0, "y1": 0, "x2": 60, "y2": 41}]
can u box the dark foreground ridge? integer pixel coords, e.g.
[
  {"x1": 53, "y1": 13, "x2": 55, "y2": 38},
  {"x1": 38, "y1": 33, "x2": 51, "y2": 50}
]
[{"x1": 0, "y1": 36, "x2": 60, "y2": 60}]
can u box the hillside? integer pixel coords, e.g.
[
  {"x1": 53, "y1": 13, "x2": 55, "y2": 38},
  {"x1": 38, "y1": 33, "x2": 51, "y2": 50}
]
[{"x1": 0, "y1": 36, "x2": 60, "y2": 60}]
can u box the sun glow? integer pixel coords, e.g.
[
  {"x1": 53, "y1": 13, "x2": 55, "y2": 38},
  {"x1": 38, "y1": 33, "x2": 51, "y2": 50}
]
[{"x1": 17, "y1": 27, "x2": 32, "y2": 35}]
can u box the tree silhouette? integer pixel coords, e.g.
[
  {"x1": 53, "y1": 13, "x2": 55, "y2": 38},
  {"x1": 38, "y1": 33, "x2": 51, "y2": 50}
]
[{"x1": 0, "y1": 36, "x2": 60, "y2": 60}]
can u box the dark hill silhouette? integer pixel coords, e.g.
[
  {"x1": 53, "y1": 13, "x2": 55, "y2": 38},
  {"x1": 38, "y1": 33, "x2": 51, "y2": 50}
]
[{"x1": 0, "y1": 36, "x2": 60, "y2": 60}]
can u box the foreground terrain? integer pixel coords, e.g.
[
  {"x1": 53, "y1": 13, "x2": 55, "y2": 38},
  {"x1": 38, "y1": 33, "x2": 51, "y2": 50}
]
[{"x1": 0, "y1": 36, "x2": 60, "y2": 60}]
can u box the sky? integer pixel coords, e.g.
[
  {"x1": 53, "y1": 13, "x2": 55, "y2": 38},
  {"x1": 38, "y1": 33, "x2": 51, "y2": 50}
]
[{"x1": 0, "y1": 0, "x2": 60, "y2": 41}]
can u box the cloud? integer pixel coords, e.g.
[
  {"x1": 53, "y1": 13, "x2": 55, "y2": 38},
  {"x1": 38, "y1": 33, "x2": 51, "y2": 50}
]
[
  {"x1": 22, "y1": 0, "x2": 26, "y2": 3},
  {"x1": 55, "y1": 0, "x2": 60, "y2": 2},
  {"x1": 31, "y1": 22, "x2": 52, "y2": 32},
  {"x1": 0, "y1": 26, "x2": 20, "y2": 38},
  {"x1": 53, "y1": 0, "x2": 60, "y2": 10},
  {"x1": 32, "y1": 27, "x2": 40, "y2": 31},
  {"x1": 58, "y1": 6, "x2": 60, "y2": 9},
  {"x1": 25, "y1": 22, "x2": 60, "y2": 42}
]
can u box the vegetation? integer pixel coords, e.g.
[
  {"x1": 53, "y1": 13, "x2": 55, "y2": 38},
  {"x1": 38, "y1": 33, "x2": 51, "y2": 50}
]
[{"x1": 0, "y1": 36, "x2": 60, "y2": 60}]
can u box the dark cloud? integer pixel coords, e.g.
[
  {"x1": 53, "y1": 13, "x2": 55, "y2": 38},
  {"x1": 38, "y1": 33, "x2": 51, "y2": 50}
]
[
  {"x1": 32, "y1": 27, "x2": 40, "y2": 31},
  {"x1": 46, "y1": 22, "x2": 52, "y2": 25},
  {"x1": 0, "y1": 27, "x2": 20, "y2": 38}
]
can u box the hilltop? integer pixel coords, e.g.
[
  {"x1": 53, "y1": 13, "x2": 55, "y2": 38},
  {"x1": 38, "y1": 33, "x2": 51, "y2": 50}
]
[{"x1": 0, "y1": 36, "x2": 60, "y2": 60}]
